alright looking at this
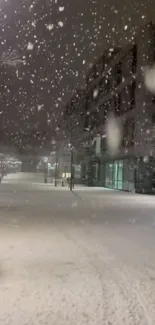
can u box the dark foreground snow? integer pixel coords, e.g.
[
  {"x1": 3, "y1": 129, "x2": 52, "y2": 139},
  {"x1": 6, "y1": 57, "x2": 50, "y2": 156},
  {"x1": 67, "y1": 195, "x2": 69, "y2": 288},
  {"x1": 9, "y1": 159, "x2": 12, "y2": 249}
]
[{"x1": 0, "y1": 173, "x2": 155, "y2": 324}]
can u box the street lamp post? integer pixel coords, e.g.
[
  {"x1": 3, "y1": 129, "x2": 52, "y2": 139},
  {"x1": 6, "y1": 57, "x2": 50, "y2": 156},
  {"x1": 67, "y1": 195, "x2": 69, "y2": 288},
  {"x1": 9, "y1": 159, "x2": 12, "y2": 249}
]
[
  {"x1": 84, "y1": 128, "x2": 93, "y2": 186},
  {"x1": 44, "y1": 164, "x2": 47, "y2": 183},
  {"x1": 70, "y1": 145, "x2": 74, "y2": 191},
  {"x1": 54, "y1": 145, "x2": 58, "y2": 187}
]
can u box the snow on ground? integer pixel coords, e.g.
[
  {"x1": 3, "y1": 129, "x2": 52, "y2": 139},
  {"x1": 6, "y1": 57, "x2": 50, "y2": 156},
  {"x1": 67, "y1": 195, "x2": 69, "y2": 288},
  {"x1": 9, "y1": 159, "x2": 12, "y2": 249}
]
[{"x1": 0, "y1": 173, "x2": 155, "y2": 324}]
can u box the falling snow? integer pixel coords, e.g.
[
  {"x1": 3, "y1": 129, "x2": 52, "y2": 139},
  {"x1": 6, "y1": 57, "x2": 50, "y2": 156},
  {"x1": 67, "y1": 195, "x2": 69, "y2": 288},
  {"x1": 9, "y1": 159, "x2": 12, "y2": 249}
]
[
  {"x1": 93, "y1": 89, "x2": 99, "y2": 99},
  {"x1": 0, "y1": 0, "x2": 153, "y2": 153},
  {"x1": 59, "y1": 6, "x2": 65, "y2": 12},
  {"x1": 27, "y1": 42, "x2": 34, "y2": 50},
  {"x1": 46, "y1": 24, "x2": 54, "y2": 31},
  {"x1": 58, "y1": 21, "x2": 64, "y2": 27},
  {"x1": 0, "y1": 1, "x2": 154, "y2": 320}
]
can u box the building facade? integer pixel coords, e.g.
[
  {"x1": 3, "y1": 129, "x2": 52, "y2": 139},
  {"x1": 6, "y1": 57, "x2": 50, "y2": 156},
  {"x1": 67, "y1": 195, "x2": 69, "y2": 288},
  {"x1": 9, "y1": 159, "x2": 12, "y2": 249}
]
[{"x1": 82, "y1": 22, "x2": 155, "y2": 193}]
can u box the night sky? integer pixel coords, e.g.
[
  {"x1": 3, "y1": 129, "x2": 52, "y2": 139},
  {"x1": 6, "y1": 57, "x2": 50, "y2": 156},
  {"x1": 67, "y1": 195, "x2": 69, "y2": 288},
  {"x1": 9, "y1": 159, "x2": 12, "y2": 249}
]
[{"x1": 0, "y1": 0, "x2": 154, "y2": 151}]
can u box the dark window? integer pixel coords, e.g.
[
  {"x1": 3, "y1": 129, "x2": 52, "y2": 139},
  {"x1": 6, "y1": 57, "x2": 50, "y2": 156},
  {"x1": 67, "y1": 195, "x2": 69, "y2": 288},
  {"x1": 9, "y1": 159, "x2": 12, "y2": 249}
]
[
  {"x1": 123, "y1": 118, "x2": 135, "y2": 147},
  {"x1": 104, "y1": 76, "x2": 111, "y2": 94},
  {"x1": 91, "y1": 111, "x2": 100, "y2": 130},
  {"x1": 84, "y1": 115, "x2": 90, "y2": 130},
  {"x1": 101, "y1": 137, "x2": 106, "y2": 152},
  {"x1": 98, "y1": 103, "x2": 108, "y2": 124},
  {"x1": 96, "y1": 76, "x2": 111, "y2": 99},
  {"x1": 101, "y1": 54, "x2": 105, "y2": 72},
  {"x1": 132, "y1": 44, "x2": 137, "y2": 74},
  {"x1": 87, "y1": 66, "x2": 97, "y2": 84},
  {"x1": 92, "y1": 66, "x2": 97, "y2": 79},
  {"x1": 101, "y1": 99, "x2": 113, "y2": 120},
  {"x1": 96, "y1": 59, "x2": 103, "y2": 77},
  {"x1": 130, "y1": 81, "x2": 136, "y2": 110},
  {"x1": 86, "y1": 65, "x2": 98, "y2": 88},
  {"x1": 115, "y1": 62, "x2": 122, "y2": 85},
  {"x1": 98, "y1": 81, "x2": 105, "y2": 97},
  {"x1": 114, "y1": 94, "x2": 121, "y2": 115},
  {"x1": 121, "y1": 50, "x2": 133, "y2": 79},
  {"x1": 99, "y1": 78, "x2": 108, "y2": 96},
  {"x1": 120, "y1": 83, "x2": 135, "y2": 113},
  {"x1": 151, "y1": 23, "x2": 155, "y2": 61},
  {"x1": 152, "y1": 112, "x2": 155, "y2": 123},
  {"x1": 86, "y1": 92, "x2": 93, "y2": 110}
]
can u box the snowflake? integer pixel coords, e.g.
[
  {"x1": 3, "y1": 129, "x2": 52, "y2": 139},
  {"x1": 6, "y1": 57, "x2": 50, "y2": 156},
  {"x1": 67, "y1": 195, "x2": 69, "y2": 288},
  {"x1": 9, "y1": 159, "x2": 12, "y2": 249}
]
[
  {"x1": 143, "y1": 156, "x2": 149, "y2": 163},
  {"x1": 47, "y1": 24, "x2": 54, "y2": 31},
  {"x1": 32, "y1": 21, "x2": 36, "y2": 27},
  {"x1": 93, "y1": 89, "x2": 99, "y2": 99},
  {"x1": 27, "y1": 42, "x2": 34, "y2": 50},
  {"x1": 58, "y1": 21, "x2": 63, "y2": 27},
  {"x1": 59, "y1": 6, "x2": 64, "y2": 12},
  {"x1": 37, "y1": 105, "x2": 44, "y2": 111}
]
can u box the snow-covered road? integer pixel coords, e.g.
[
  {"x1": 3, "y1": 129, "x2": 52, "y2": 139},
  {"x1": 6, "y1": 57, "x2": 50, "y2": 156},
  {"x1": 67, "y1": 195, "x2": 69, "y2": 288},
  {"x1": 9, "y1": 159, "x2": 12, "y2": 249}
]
[{"x1": 0, "y1": 173, "x2": 155, "y2": 324}]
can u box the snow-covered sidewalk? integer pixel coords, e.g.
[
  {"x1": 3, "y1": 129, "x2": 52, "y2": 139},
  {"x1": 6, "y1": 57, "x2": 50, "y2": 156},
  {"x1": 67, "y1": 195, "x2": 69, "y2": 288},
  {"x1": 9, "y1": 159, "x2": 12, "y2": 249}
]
[{"x1": 0, "y1": 173, "x2": 155, "y2": 324}]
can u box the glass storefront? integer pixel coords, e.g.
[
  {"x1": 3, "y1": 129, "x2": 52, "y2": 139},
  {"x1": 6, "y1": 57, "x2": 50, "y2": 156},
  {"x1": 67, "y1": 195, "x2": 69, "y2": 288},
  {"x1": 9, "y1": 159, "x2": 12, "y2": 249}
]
[
  {"x1": 105, "y1": 163, "x2": 113, "y2": 188},
  {"x1": 116, "y1": 161, "x2": 123, "y2": 190},
  {"x1": 81, "y1": 157, "x2": 135, "y2": 191},
  {"x1": 82, "y1": 156, "x2": 155, "y2": 193},
  {"x1": 105, "y1": 160, "x2": 123, "y2": 190},
  {"x1": 105, "y1": 159, "x2": 135, "y2": 191},
  {"x1": 123, "y1": 159, "x2": 135, "y2": 191}
]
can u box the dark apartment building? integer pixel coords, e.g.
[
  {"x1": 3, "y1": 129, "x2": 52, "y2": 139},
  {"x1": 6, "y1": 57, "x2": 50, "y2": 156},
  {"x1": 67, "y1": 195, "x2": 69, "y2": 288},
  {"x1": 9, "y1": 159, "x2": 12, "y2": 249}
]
[{"x1": 81, "y1": 22, "x2": 155, "y2": 193}]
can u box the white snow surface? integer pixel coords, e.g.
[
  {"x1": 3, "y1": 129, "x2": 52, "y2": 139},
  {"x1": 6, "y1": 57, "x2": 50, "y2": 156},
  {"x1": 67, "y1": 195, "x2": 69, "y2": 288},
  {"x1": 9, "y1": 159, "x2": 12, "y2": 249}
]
[{"x1": 0, "y1": 173, "x2": 155, "y2": 324}]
